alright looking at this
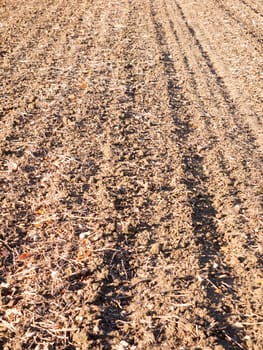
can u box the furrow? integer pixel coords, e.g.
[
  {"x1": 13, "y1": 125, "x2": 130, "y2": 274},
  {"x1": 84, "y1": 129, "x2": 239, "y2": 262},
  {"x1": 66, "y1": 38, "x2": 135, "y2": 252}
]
[
  {"x1": 239, "y1": 0, "x2": 263, "y2": 17},
  {"x1": 171, "y1": 0, "x2": 263, "y2": 146},
  {"x1": 150, "y1": 2, "x2": 250, "y2": 348},
  {"x1": 215, "y1": 0, "x2": 263, "y2": 46},
  {"x1": 159, "y1": 0, "x2": 263, "y2": 347},
  {"x1": 1, "y1": 0, "x2": 262, "y2": 348},
  {"x1": 84, "y1": 1, "x2": 198, "y2": 347}
]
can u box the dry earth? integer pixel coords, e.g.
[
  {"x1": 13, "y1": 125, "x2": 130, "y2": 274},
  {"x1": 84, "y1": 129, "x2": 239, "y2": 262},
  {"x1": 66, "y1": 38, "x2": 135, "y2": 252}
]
[{"x1": 0, "y1": 0, "x2": 263, "y2": 349}]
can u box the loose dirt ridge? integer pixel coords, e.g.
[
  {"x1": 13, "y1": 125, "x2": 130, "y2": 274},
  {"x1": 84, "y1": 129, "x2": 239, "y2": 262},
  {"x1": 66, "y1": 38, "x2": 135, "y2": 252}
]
[{"x1": 0, "y1": 0, "x2": 262, "y2": 349}]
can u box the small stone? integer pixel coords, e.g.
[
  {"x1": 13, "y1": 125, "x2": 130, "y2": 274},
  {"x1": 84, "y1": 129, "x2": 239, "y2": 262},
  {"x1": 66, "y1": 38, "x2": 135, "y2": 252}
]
[
  {"x1": 79, "y1": 231, "x2": 91, "y2": 239},
  {"x1": 7, "y1": 160, "x2": 18, "y2": 172},
  {"x1": 234, "y1": 204, "x2": 240, "y2": 213},
  {"x1": 150, "y1": 242, "x2": 161, "y2": 255},
  {"x1": 117, "y1": 340, "x2": 130, "y2": 350},
  {"x1": 51, "y1": 270, "x2": 59, "y2": 280},
  {"x1": 214, "y1": 346, "x2": 225, "y2": 350},
  {"x1": 234, "y1": 322, "x2": 244, "y2": 329},
  {"x1": 68, "y1": 94, "x2": 76, "y2": 100}
]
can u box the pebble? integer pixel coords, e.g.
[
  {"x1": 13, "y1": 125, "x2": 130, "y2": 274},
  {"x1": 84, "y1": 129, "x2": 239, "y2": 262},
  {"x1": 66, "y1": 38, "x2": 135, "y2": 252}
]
[
  {"x1": 117, "y1": 340, "x2": 130, "y2": 350},
  {"x1": 150, "y1": 242, "x2": 161, "y2": 254}
]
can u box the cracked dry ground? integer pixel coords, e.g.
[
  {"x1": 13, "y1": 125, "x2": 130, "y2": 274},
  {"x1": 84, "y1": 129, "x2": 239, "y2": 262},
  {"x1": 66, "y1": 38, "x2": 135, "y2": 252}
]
[{"x1": 0, "y1": 0, "x2": 263, "y2": 349}]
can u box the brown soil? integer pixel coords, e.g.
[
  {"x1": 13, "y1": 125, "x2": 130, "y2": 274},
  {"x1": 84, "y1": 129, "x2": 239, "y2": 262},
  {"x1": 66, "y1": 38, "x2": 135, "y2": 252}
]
[{"x1": 0, "y1": 0, "x2": 262, "y2": 349}]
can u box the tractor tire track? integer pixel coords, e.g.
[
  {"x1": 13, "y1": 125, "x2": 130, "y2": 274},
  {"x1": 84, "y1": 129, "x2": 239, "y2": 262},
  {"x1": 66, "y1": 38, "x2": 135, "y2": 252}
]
[
  {"x1": 239, "y1": 0, "x2": 263, "y2": 17},
  {"x1": 169, "y1": 0, "x2": 263, "y2": 148},
  {"x1": 214, "y1": 0, "x2": 263, "y2": 46},
  {"x1": 85, "y1": 1, "x2": 199, "y2": 347},
  {"x1": 150, "y1": 2, "x2": 248, "y2": 349},
  {"x1": 154, "y1": 0, "x2": 263, "y2": 348}
]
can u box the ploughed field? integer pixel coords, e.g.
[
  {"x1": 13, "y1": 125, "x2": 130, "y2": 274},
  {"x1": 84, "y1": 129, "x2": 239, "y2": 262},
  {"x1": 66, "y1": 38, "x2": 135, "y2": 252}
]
[{"x1": 0, "y1": 0, "x2": 262, "y2": 349}]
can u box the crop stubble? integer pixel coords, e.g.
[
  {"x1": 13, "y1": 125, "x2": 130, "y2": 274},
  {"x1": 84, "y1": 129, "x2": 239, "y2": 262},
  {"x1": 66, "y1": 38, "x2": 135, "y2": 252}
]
[{"x1": 0, "y1": 0, "x2": 262, "y2": 349}]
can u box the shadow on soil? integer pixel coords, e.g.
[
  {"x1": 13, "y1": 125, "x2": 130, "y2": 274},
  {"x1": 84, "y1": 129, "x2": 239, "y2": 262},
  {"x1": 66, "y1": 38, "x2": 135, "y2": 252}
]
[
  {"x1": 87, "y1": 240, "x2": 134, "y2": 349},
  {"x1": 86, "y1": 3, "x2": 149, "y2": 347},
  {"x1": 173, "y1": 0, "x2": 260, "y2": 151},
  {"x1": 150, "y1": 3, "x2": 246, "y2": 349}
]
